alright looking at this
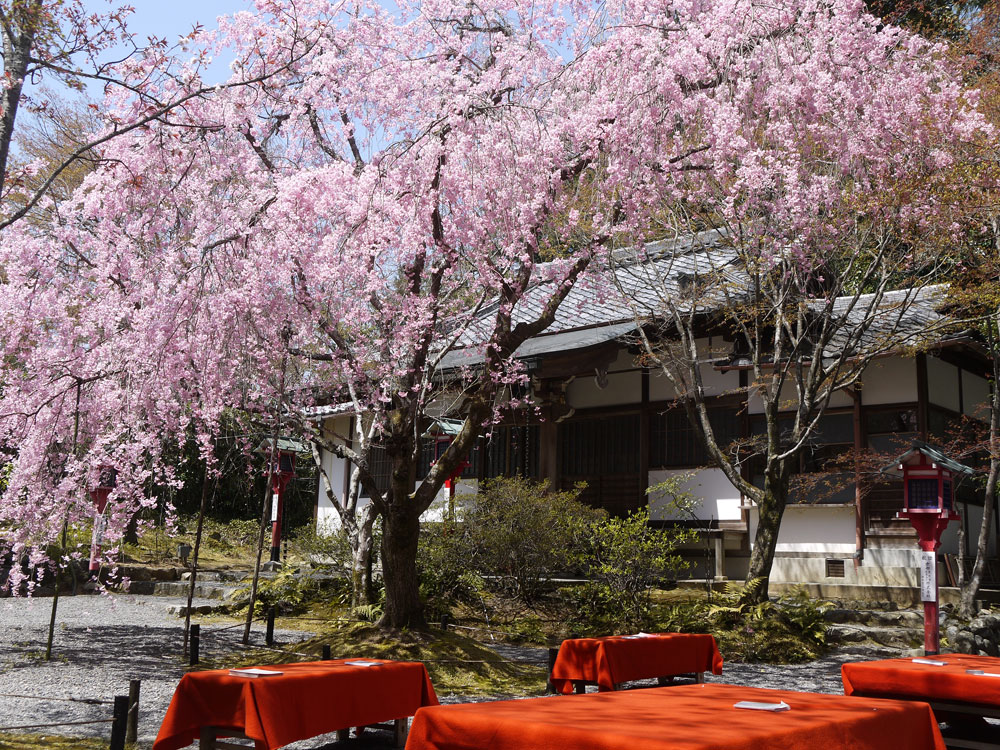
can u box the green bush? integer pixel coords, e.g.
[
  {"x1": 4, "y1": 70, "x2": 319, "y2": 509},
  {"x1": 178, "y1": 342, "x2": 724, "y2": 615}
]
[
  {"x1": 418, "y1": 521, "x2": 486, "y2": 620},
  {"x1": 458, "y1": 477, "x2": 604, "y2": 603},
  {"x1": 290, "y1": 525, "x2": 354, "y2": 570},
  {"x1": 565, "y1": 507, "x2": 695, "y2": 633},
  {"x1": 705, "y1": 582, "x2": 831, "y2": 662},
  {"x1": 230, "y1": 568, "x2": 348, "y2": 616}
]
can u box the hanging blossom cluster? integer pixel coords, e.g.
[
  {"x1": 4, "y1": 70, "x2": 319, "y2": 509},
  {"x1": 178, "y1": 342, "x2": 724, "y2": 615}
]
[{"x1": 0, "y1": 0, "x2": 987, "y2": 591}]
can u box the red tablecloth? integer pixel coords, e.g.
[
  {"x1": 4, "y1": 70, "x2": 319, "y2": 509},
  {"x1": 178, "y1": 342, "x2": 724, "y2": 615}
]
[
  {"x1": 406, "y1": 682, "x2": 945, "y2": 750},
  {"x1": 549, "y1": 632, "x2": 723, "y2": 693},
  {"x1": 843, "y1": 653, "x2": 1000, "y2": 707},
  {"x1": 153, "y1": 659, "x2": 438, "y2": 750}
]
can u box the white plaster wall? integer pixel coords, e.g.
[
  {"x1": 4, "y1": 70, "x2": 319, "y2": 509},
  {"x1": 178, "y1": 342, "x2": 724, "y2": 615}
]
[
  {"x1": 648, "y1": 370, "x2": 676, "y2": 401},
  {"x1": 608, "y1": 348, "x2": 639, "y2": 373},
  {"x1": 927, "y1": 356, "x2": 960, "y2": 412},
  {"x1": 316, "y1": 415, "x2": 353, "y2": 533},
  {"x1": 746, "y1": 356, "x2": 914, "y2": 414},
  {"x1": 861, "y1": 357, "x2": 918, "y2": 405},
  {"x1": 648, "y1": 468, "x2": 742, "y2": 522},
  {"x1": 567, "y1": 368, "x2": 641, "y2": 408},
  {"x1": 963, "y1": 369, "x2": 990, "y2": 418},
  {"x1": 647, "y1": 338, "x2": 740, "y2": 402},
  {"x1": 746, "y1": 504, "x2": 856, "y2": 554},
  {"x1": 421, "y1": 479, "x2": 478, "y2": 522},
  {"x1": 940, "y1": 502, "x2": 996, "y2": 557}
]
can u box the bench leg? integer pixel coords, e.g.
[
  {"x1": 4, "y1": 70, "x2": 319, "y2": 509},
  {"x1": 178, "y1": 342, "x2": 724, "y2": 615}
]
[
  {"x1": 394, "y1": 718, "x2": 409, "y2": 748},
  {"x1": 199, "y1": 728, "x2": 216, "y2": 750},
  {"x1": 336, "y1": 729, "x2": 350, "y2": 742},
  {"x1": 695, "y1": 672, "x2": 705, "y2": 684},
  {"x1": 574, "y1": 681, "x2": 586, "y2": 694}
]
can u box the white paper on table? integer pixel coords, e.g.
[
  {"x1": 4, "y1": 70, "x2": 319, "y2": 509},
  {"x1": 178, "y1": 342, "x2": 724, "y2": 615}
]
[
  {"x1": 733, "y1": 701, "x2": 790, "y2": 712},
  {"x1": 621, "y1": 632, "x2": 657, "y2": 639},
  {"x1": 966, "y1": 669, "x2": 1000, "y2": 677},
  {"x1": 912, "y1": 658, "x2": 947, "y2": 666},
  {"x1": 229, "y1": 668, "x2": 283, "y2": 677},
  {"x1": 344, "y1": 660, "x2": 381, "y2": 667}
]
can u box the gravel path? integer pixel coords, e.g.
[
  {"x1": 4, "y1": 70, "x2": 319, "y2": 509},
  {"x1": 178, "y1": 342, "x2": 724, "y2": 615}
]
[
  {"x1": 0, "y1": 593, "x2": 313, "y2": 747},
  {"x1": 0, "y1": 595, "x2": 901, "y2": 749}
]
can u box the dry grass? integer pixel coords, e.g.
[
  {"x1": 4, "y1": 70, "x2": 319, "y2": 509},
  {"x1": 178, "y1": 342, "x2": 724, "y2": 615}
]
[{"x1": 0, "y1": 734, "x2": 108, "y2": 749}]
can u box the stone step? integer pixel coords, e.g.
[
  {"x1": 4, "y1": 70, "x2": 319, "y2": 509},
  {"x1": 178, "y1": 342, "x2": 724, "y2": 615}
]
[
  {"x1": 144, "y1": 580, "x2": 237, "y2": 599},
  {"x1": 182, "y1": 569, "x2": 252, "y2": 583},
  {"x1": 826, "y1": 608, "x2": 925, "y2": 628},
  {"x1": 827, "y1": 623, "x2": 923, "y2": 650}
]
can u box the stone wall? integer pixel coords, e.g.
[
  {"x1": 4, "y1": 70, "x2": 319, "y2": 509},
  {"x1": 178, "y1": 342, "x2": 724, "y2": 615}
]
[{"x1": 944, "y1": 610, "x2": 1000, "y2": 656}]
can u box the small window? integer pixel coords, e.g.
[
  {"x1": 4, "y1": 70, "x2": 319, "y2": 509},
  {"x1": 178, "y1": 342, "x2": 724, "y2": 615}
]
[
  {"x1": 826, "y1": 559, "x2": 846, "y2": 578},
  {"x1": 908, "y1": 478, "x2": 939, "y2": 509}
]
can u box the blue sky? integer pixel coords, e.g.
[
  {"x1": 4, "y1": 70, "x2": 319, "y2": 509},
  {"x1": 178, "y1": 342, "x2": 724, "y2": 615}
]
[
  {"x1": 94, "y1": 1, "x2": 250, "y2": 42},
  {"x1": 84, "y1": 1, "x2": 252, "y2": 88}
]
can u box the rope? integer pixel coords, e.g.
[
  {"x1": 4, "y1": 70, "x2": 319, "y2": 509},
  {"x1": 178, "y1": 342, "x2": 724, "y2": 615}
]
[
  {"x1": 0, "y1": 693, "x2": 112, "y2": 705},
  {"x1": 0, "y1": 718, "x2": 114, "y2": 731}
]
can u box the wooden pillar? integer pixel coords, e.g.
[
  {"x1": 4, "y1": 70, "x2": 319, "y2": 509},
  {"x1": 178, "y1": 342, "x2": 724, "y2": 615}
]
[
  {"x1": 851, "y1": 386, "x2": 865, "y2": 569},
  {"x1": 537, "y1": 379, "x2": 562, "y2": 491},
  {"x1": 916, "y1": 354, "x2": 929, "y2": 440},
  {"x1": 713, "y1": 533, "x2": 726, "y2": 581},
  {"x1": 639, "y1": 368, "x2": 650, "y2": 509}
]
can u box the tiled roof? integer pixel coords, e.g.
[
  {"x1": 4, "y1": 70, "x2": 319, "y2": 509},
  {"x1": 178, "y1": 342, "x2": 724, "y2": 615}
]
[{"x1": 439, "y1": 231, "x2": 955, "y2": 370}]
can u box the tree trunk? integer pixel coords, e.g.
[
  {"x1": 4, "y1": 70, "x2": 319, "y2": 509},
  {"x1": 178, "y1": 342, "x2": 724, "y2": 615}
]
[
  {"x1": 0, "y1": 4, "x2": 37, "y2": 197},
  {"x1": 349, "y1": 515, "x2": 376, "y2": 608},
  {"x1": 742, "y1": 468, "x2": 789, "y2": 605},
  {"x1": 960, "y1": 318, "x2": 1000, "y2": 619},
  {"x1": 378, "y1": 505, "x2": 425, "y2": 629},
  {"x1": 960, "y1": 466, "x2": 997, "y2": 619}
]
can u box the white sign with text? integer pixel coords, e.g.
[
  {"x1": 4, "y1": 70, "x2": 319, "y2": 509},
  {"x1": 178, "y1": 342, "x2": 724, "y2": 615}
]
[{"x1": 920, "y1": 550, "x2": 937, "y2": 602}]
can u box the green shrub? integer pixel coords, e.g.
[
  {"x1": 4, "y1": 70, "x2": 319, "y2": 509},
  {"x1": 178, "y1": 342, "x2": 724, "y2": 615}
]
[
  {"x1": 418, "y1": 521, "x2": 486, "y2": 620},
  {"x1": 566, "y1": 507, "x2": 695, "y2": 633},
  {"x1": 230, "y1": 568, "x2": 348, "y2": 616},
  {"x1": 705, "y1": 581, "x2": 831, "y2": 662},
  {"x1": 459, "y1": 477, "x2": 604, "y2": 603},
  {"x1": 290, "y1": 525, "x2": 353, "y2": 570}
]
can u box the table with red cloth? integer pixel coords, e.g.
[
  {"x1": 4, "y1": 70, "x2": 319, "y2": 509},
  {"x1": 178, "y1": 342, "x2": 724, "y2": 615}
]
[
  {"x1": 549, "y1": 632, "x2": 723, "y2": 693},
  {"x1": 405, "y1": 682, "x2": 946, "y2": 750},
  {"x1": 153, "y1": 659, "x2": 438, "y2": 750},
  {"x1": 843, "y1": 654, "x2": 1000, "y2": 748}
]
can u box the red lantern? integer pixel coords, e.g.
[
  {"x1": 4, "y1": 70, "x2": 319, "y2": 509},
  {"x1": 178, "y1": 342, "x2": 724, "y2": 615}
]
[{"x1": 88, "y1": 466, "x2": 117, "y2": 574}]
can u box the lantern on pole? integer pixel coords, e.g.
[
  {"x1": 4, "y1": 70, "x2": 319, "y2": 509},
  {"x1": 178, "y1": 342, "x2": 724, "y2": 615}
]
[
  {"x1": 424, "y1": 419, "x2": 468, "y2": 522},
  {"x1": 88, "y1": 466, "x2": 117, "y2": 575},
  {"x1": 257, "y1": 439, "x2": 302, "y2": 565},
  {"x1": 884, "y1": 442, "x2": 973, "y2": 655}
]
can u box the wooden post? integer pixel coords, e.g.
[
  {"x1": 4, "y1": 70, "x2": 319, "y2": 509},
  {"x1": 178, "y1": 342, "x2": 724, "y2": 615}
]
[
  {"x1": 110, "y1": 695, "x2": 128, "y2": 750},
  {"x1": 125, "y1": 679, "x2": 140, "y2": 745},
  {"x1": 322, "y1": 644, "x2": 332, "y2": 660},
  {"x1": 190, "y1": 624, "x2": 200, "y2": 666},
  {"x1": 394, "y1": 718, "x2": 408, "y2": 748},
  {"x1": 546, "y1": 647, "x2": 559, "y2": 694},
  {"x1": 440, "y1": 612, "x2": 450, "y2": 631},
  {"x1": 574, "y1": 681, "x2": 586, "y2": 694},
  {"x1": 266, "y1": 607, "x2": 275, "y2": 646}
]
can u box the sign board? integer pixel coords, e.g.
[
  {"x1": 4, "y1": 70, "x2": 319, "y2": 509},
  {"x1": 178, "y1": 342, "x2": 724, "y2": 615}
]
[
  {"x1": 920, "y1": 550, "x2": 937, "y2": 602},
  {"x1": 271, "y1": 491, "x2": 280, "y2": 522}
]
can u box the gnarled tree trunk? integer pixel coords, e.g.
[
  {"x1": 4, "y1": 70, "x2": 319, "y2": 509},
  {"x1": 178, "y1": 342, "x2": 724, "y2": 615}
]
[{"x1": 742, "y1": 465, "x2": 790, "y2": 605}]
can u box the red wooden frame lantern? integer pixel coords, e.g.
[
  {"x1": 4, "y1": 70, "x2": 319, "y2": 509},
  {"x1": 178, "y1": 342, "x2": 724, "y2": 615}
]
[
  {"x1": 886, "y1": 442, "x2": 973, "y2": 655},
  {"x1": 257, "y1": 439, "x2": 303, "y2": 566},
  {"x1": 88, "y1": 466, "x2": 117, "y2": 575}
]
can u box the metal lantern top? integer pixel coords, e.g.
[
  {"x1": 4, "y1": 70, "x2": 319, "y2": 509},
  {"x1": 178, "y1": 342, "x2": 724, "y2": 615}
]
[{"x1": 255, "y1": 437, "x2": 306, "y2": 478}]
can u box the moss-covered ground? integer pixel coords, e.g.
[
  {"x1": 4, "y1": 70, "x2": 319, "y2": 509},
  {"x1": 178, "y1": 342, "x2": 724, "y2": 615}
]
[{"x1": 198, "y1": 621, "x2": 548, "y2": 697}]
